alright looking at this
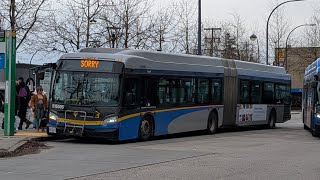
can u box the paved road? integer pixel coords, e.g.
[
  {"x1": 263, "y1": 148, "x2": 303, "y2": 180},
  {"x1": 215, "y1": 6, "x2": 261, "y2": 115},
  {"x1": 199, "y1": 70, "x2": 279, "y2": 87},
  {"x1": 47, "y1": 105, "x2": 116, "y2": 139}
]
[{"x1": 1, "y1": 112, "x2": 320, "y2": 180}]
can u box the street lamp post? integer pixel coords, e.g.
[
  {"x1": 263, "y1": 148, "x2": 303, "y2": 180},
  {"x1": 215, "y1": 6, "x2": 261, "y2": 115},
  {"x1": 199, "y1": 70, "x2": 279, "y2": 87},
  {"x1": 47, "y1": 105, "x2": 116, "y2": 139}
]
[
  {"x1": 197, "y1": 0, "x2": 202, "y2": 55},
  {"x1": 250, "y1": 34, "x2": 260, "y2": 62},
  {"x1": 266, "y1": 0, "x2": 304, "y2": 65},
  {"x1": 107, "y1": 27, "x2": 121, "y2": 48},
  {"x1": 285, "y1": 23, "x2": 316, "y2": 70}
]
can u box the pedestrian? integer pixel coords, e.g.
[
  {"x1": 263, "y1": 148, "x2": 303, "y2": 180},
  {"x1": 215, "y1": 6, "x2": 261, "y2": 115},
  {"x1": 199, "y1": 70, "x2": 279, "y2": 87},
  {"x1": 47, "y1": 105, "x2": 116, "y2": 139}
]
[
  {"x1": 1, "y1": 85, "x2": 20, "y2": 131},
  {"x1": 30, "y1": 86, "x2": 48, "y2": 132},
  {"x1": 16, "y1": 77, "x2": 32, "y2": 130}
]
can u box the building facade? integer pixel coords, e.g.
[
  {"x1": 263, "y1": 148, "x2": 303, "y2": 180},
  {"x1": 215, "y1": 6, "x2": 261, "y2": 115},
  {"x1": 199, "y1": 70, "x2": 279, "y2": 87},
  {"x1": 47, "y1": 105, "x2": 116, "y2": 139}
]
[{"x1": 276, "y1": 47, "x2": 320, "y2": 109}]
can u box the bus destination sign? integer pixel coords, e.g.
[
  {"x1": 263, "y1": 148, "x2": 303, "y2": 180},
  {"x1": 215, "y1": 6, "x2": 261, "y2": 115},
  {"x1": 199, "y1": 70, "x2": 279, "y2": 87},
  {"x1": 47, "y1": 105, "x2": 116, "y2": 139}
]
[{"x1": 80, "y1": 58, "x2": 100, "y2": 69}]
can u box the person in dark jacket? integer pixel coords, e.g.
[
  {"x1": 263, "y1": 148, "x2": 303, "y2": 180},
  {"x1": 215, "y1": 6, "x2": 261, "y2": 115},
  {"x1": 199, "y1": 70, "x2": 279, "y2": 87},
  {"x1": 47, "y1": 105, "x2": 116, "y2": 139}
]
[
  {"x1": 1, "y1": 82, "x2": 21, "y2": 131},
  {"x1": 16, "y1": 77, "x2": 32, "y2": 130}
]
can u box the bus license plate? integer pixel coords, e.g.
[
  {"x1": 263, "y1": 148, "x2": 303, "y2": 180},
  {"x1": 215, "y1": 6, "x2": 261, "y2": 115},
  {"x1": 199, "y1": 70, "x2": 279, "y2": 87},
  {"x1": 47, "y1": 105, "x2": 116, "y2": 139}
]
[{"x1": 49, "y1": 127, "x2": 56, "y2": 134}]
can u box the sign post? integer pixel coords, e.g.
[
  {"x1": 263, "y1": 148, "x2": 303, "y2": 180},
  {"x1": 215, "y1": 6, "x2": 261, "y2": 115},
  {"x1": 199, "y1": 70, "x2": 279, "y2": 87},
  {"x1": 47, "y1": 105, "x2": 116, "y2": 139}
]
[{"x1": 4, "y1": 31, "x2": 16, "y2": 136}]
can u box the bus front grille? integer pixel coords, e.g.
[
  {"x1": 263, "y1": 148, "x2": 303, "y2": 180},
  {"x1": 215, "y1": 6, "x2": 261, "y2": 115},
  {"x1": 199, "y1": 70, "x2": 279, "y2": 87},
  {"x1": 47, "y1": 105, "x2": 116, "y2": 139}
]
[{"x1": 63, "y1": 110, "x2": 87, "y2": 136}]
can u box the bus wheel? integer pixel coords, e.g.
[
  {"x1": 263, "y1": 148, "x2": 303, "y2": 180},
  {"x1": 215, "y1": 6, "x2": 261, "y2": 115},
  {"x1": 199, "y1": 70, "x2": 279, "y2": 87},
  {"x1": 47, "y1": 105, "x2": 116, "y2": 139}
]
[
  {"x1": 311, "y1": 125, "x2": 319, "y2": 137},
  {"x1": 268, "y1": 111, "x2": 276, "y2": 129},
  {"x1": 207, "y1": 113, "x2": 218, "y2": 134},
  {"x1": 139, "y1": 117, "x2": 153, "y2": 141}
]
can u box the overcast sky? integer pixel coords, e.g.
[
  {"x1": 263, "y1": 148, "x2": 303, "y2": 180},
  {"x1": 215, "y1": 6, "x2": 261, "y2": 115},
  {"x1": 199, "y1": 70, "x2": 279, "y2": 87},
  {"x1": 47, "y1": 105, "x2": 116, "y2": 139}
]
[
  {"x1": 21, "y1": 0, "x2": 320, "y2": 65},
  {"x1": 157, "y1": 0, "x2": 319, "y2": 32}
]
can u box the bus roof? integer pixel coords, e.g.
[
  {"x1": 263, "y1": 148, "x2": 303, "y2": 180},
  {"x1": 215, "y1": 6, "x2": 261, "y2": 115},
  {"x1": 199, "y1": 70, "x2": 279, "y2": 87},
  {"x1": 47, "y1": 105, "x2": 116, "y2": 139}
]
[
  {"x1": 304, "y1": 58, "x2": 320, "y2": 82},
  {"x1": 60, "y1": 48, "x2": 290, "y2": 81}
]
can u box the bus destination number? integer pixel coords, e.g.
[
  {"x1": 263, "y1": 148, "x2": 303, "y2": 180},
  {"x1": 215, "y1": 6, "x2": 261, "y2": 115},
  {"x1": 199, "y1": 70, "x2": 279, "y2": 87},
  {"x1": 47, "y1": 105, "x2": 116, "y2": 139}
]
[{"x1": 80, "y1": 60, "x2": 100, "y2": 69}]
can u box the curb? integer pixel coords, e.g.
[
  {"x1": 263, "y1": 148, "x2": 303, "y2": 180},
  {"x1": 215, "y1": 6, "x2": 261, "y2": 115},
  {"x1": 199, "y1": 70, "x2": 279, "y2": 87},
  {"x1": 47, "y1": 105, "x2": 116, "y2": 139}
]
[
  {"x1": 0, "y1": 137, "x2": 33, "y2": 158},
  {"x1": 33, "y1": 135, "x2": 65, "y2": 142},
  {"x1": 0, "y1": 135, "x2": 57, "y2": 158}
]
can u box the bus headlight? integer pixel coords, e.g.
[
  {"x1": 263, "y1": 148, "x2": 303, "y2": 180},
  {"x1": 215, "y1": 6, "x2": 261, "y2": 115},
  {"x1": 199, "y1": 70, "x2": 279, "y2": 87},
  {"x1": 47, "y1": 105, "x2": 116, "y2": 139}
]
[
  {"x1": 317, "y1": 114, "x2": 320, "y2": 119},
  {"x1": 49, "y1": 112, "x2": 58, "y2": 121},
  {"x1": 104, "y1": 116, "x2": 118, "y2": 124}
]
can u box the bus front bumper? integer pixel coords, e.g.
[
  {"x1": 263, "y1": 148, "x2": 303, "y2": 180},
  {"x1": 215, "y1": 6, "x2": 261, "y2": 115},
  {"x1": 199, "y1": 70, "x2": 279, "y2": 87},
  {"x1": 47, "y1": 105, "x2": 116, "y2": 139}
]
[{"x1": 46, "y1": 124, "x2": 119, "y2": 140}]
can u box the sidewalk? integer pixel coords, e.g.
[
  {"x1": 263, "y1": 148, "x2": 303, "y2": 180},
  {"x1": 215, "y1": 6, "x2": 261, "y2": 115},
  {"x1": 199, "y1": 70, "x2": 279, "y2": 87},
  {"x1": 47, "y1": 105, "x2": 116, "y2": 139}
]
[
  {"x1": 291, "y1": 109, "x2": 302, "y2": 115},
  {"x1": 0, "y1": 113, "x2": 48, "y2": 158}
]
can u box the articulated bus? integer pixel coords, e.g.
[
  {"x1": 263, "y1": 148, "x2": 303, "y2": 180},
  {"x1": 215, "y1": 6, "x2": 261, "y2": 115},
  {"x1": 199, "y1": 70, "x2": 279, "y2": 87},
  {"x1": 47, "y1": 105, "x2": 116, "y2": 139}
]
[
  {"x1": 303, "y1": 58, "x2": 320, "y2": 136},
  {"x1": 47, "y1": 48, "x2": 291, "y2": 141}
]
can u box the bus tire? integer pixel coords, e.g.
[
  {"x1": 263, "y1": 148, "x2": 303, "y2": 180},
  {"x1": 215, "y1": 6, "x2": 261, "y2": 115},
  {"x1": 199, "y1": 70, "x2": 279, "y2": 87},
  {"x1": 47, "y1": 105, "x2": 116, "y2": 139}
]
[
  {"x1": 207, "y1": 112, "x2": 218, "y2": 134},
  {"x1": 139, "y1": 116, "x2": 153, "y2": 141},
  {"x1": 311, "y1": 124, "x2": 319, "y2": 137},
  {"x1": 268, "y1": 110, "x2": 276, "y2": 129}
]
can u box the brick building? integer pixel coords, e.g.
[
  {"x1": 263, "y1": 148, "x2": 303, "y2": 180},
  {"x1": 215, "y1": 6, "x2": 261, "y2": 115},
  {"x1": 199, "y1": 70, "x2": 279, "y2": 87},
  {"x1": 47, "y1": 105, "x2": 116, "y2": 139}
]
[{"x1": 275, "y1": 47, "x2": 320, "y2": 109}]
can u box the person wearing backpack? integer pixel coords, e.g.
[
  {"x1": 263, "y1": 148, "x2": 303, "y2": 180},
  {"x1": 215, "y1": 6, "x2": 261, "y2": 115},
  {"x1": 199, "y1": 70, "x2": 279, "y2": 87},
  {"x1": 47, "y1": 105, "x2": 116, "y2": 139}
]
[{"x1": 16, "y1": 77, "x2": 32, "y2": 130}]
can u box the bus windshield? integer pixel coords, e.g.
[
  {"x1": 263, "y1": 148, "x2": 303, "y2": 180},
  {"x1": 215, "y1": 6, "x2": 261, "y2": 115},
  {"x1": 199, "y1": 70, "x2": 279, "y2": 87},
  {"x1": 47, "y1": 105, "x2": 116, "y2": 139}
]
[{"x1": 52, "y1": 71, "x2": 121, "y2": 106}]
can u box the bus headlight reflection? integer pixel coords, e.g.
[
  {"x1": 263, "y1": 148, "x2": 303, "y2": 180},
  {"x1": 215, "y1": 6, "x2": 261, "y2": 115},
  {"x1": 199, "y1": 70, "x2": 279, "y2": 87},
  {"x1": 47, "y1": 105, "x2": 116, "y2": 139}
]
[{"x1": 104, "y1": 116, "x2": 118, "y2": 124}]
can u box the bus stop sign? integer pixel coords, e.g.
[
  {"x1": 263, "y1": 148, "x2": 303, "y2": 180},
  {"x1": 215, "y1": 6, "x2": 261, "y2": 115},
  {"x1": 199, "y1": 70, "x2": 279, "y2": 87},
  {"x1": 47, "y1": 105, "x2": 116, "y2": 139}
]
[
  {"x1": 0, "y1": 31, "x2": 5, "y2": 69},
  {"x1": 0, "y1": 54, "x2": 4, "y2": 69}
]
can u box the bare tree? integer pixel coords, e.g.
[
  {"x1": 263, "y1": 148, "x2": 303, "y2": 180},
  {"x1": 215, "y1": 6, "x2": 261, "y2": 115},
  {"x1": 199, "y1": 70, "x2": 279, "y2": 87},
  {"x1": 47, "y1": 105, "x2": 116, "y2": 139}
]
[
  {"x1": 303, "y1": 9, "x2": 320, "y2": 49},
  {"x1": 0, "y1": 0, "x2": 49, "y2": 50},
  {"x1": 37, "y1": 0, "x2": 109, "y2": 53},
  {"x1": 143, "y1": 5, "x2": 178, "y2": 52},
  {"x1": 287, "y1": 9, "x2": 320, "y2": 72},
  {"x1": 171, "y1": 0, "x2": 197, "y2": 54},
  {"x1": 227, "y1": 11, "x2": 247, "y2": 60},
  {"x1": 269, "y1": 0, "x2": 291, "y2": 65},
  {"x1": 100, "y1": 0, "x2": 151, "y2": 48}
]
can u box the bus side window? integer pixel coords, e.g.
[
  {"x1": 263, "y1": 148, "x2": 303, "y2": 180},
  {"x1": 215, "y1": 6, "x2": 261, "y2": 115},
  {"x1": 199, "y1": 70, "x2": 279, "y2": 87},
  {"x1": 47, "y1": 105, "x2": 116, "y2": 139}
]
[
  {"x1": 180, "y1": 79, "x2": 195, "y2": 104},
  {"x1": 125, "y1": 78, "x2": 138, "y2": 107},
  {"x1": 145, "y1": 78, "x2": 159, "y2": 107},
  {"x1": 251, "y1": 81, "x2": 261, "y2": 104},
  {"x1": 198, "y1": 79, "x2": 209, "y2": 104},
  {"x1": 212, "y1": 79, "x2": 222, "y2": 104},
  {"x1": 263, "y1": 82, "x2": 274, "y2": 104},
  {"x1": 240, "y1": 80, "x2": 250, "y2": 104}
]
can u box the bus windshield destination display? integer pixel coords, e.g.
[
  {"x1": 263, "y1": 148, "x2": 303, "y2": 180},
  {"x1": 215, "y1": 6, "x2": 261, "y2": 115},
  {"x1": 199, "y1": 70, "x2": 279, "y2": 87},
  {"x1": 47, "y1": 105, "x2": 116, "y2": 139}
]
[{"x1": 80, "y1": 59, "x2": 100, "y2": 69}]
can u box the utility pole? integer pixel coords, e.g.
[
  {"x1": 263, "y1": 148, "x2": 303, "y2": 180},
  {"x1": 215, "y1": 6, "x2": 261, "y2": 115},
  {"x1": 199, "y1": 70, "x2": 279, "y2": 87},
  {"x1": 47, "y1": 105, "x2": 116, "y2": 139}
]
[
  {"x1": 197, "y1": 0, "x2": 201, "y2": 55},
  {"x1": 10, "y1": 0, "x2": 16, "y2": 31},
  {"x1": 204, "y1": 28, "x2": 221, "y2": 57},
  {"x1": 4, "y1": 0, "x2": 17, "y2": 136}
]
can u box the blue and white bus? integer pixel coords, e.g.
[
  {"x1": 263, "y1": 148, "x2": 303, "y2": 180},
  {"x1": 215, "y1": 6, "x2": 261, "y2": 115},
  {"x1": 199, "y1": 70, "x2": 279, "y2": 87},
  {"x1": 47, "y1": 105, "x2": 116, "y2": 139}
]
[
  {"x1": 47, "y1": 48, "x2": 291, "y2": 141},
  {"x1": 303, "y1": 58, "x2": 320, "y2": 136}
]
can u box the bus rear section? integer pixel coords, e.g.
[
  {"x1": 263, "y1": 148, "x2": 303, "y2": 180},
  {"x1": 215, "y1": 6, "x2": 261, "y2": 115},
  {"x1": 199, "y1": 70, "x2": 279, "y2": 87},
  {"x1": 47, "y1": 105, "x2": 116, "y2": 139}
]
[{"x1": 222, "y1": 60, "x2": 291, "y2": 129}]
